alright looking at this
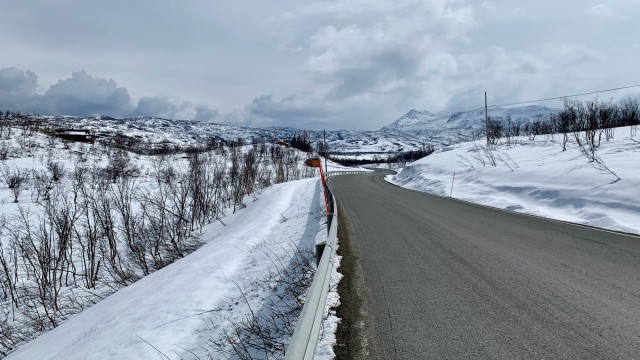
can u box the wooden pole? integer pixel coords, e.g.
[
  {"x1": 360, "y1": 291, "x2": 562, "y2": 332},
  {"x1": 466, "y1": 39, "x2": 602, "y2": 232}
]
[
  {"x1": 485, "y1": 92, "x2": 489, "y2": 145},
  {"x1": 318, "y1": 158, "x2": 330, "y2": 214},
  {"x1": 450, "y1": 171, "x2": 456, "y2": 198},
  {"x1": 323, "y1": 129, "x2": 328, "y2": 174}
]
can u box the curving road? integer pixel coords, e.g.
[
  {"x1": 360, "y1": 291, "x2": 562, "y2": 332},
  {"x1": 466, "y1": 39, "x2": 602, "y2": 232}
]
[{"x1": 330, "y1": 170, "x2": 640, "y2": 359}]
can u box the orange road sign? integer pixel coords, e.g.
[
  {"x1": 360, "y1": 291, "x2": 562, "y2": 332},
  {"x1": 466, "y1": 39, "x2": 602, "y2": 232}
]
[{"x1": 305, "y1": 159, "x2": 320, "y2": 167}]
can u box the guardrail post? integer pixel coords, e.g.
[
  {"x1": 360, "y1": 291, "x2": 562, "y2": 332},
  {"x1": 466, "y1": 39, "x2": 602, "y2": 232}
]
[
  {"x1": 315, "y1": 243, "x2": 325, "y2": 266},
  {"x1": 317, "y1": 186, "x2": 333, "y2": 265}
]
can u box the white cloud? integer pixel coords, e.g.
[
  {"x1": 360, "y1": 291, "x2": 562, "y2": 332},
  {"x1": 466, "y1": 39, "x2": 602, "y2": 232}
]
[
  {"x1": 511, "y1": 6, "x2": 526, "y2": 17},
  {"x1": 588, "y1": 4, "x2": 614, "y2": 18},
  {"x1": 479, "y1": 2, "x2": 497, "y2": 12},
  {"x1": 304, "y1": 0, "x2": 475, "y2": 108}
]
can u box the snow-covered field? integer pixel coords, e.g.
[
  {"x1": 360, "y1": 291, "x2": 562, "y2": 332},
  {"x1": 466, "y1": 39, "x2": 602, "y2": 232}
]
[
  {"x1": 390, "y1": 127, "x2": 640, "y2": 235},
  {"x1": 6, "y1": 178, "x2": 328, "y2": 359}
]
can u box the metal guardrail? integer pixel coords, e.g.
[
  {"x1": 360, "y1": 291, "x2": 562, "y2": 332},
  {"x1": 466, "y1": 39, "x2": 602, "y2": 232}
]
[
  {"x1": 285, "y1": 186, "x2": 337, "y2": 360},
  {"x1": 326, "y1": 170, "x2": 369, "y2": 177},
  {"x1": 285, "y1": 170, "x2": 367, "y2": 359}
]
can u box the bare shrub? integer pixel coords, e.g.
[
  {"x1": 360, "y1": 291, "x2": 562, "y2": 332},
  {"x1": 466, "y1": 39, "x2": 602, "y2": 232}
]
[
  {"x1": 0, "y1": 142, "x2": 9, "y2": 161},
  {"x1": 47, "y1": 161, "x2": 65, "y2": 182},
  {"x1": 1, "y1": 165, "x2": 29, "y2": 202},
  {"x1": 31, "y1": 169, "x2": 54, "y2": 203},
  {"x1": 208, "y1": 242, "x2": 315, "y2": 360},
  {"x1": 104, "y1": 148, "x2": 139, "y2": 182},
  {"x1": 486, "y1": 117, "x2": 503, "y2": 145},
  {"x1": 577, "y1": 140, "x2": 620, "y2": 182},
  {"x1": 457, "y1": 155, "x2": 475, "y2": 172}
]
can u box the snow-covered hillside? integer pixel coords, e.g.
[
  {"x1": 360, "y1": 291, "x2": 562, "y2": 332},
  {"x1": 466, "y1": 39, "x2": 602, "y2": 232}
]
[
  {"x1": 389, "y1": 126, "x2": 640, "y2": 235},
  {"x1": 13, "y1": 104, "x2": 561, "y2": 160},
  {"x1": 445, "y1": 105, "x2": 558, "y2": 129},
  {"x1": 380, "y1": 109, "x2": 442, "y2": 131},
  {"x1": 0, "y1": 121, "x2": 349, "y2": 359},
  {"x1": 6, "y1": 178, "x2": 328, "y2": 360},
  {"x1": 379, "y1": 105, "x2": 559, "y2": 145}
]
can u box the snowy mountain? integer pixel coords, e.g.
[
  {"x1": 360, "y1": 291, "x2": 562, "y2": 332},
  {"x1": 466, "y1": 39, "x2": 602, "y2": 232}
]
[
  {"x1": 445, "y1": 105, "x2": 559, "y2": 129},
  {"x1": 380, "y1": 109, "x2": 442, "y2": 131},
  {"x1": 31, "y1": 105, "x2": 559, "y2": 157},
  {"x1": 379, "y1": 105, "x2": 559, "y2": 144}
]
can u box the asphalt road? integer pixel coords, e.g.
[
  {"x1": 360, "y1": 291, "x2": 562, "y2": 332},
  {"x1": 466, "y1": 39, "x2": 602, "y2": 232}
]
[{"x1": 329, "y1": 170, "x2": 640, "y2": 359}]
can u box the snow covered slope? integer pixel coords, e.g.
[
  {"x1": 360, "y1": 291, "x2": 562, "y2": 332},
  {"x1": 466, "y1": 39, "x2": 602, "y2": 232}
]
[
  {"x1": 389, "y1": 126, "x2": 640, "y2": 235},
  {"x1": 380, "y1": 109, "x2": 443, "y2": 132},
  {"x1": 6, "y1": 178, "x2": 326, "y2": 360},
  {"x1": 445, "y1": 105, "x2": 558, "y2": 129},
  {"x1": 379, "y1": 105, "x2": 559, "y2": 145}
]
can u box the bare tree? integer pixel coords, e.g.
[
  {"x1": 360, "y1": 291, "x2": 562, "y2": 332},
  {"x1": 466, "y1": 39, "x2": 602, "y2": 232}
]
[
  {"x1": 1, "y1": 165, "x2": 28, "y2": 202},
  {"x1": 46, "y1": 161, "x2": 65, "y2": 182}
]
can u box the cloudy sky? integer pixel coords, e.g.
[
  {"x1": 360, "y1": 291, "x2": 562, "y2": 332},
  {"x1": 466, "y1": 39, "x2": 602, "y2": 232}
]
[{"x1": 1, "y1": 0, "x2": 639, "y2": 130}]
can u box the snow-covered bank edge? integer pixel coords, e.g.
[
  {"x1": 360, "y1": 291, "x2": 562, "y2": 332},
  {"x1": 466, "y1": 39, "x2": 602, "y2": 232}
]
[
  {"x1": 314, "y1": 253, "x2": 342, "y2": 359},
  {"x1": 387, "y1": 131, "x2": 640, "y2": 236}
]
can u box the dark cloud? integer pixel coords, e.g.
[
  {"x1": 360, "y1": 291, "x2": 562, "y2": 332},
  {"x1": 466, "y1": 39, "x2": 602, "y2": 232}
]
[
  {"x1": 193, "y1": 105, "x2": 219, "y2": 122},
  {"x1": 241, "y1": 92, "x2": 399, "y2": 130},
  {"x1": 0, "y1": 67, "x2": 218, "y2": 121},
  {"x1": 0, "y1": 67, "x2": 39, "y2": 112},
  {"x1": 133, "y1": 97, "x2": 180, "y2": 118},
  {"x1": 0, "y1": 67, "x2": 37, "y2": 94},
  {"x1": 240, "y1": 93, "x2": 332, "y2": 128},
  {"x1": 37, "y1": 70, "x2": 132, "y2": 116},
  {"x1": 245, "y1": 94, "x2": 329, "y2": 125}
]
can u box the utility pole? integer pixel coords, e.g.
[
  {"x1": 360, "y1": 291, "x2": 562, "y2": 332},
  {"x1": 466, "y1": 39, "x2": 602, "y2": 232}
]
[
  {"x1": 323, "y1": 129, "x2": 328, "y2": 174},
  {"x1": 485, "y1": 92, "x2": 489, "y2": 145}
]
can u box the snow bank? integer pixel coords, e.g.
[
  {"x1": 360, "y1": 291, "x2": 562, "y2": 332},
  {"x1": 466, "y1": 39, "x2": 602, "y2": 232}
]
[{"x1": 390, "y1": 130, "x2": 640, "y2": 235}]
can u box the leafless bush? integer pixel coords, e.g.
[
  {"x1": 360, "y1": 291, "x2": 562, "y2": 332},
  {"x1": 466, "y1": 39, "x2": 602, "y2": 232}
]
[
  {"x1": 470, "y1": 144, "x2": 487, "y2": 167},
  {"x1": 577, "y1": 140, "x2": 620, "y2": 182},
  {"x1": 47, "y1": 161, "x2": 65, "y2": 182},
  {"x1": 0, "y1": 142, "x2": 9, "y2": 161},
  {"x1": 496, "y1": 154, "x2": 513, "y2": 171},
  {"x1": 31, "y1": 169, "x2": 54, "y2": 203},
  {"x1": 457, "y1": 155, "x2": 475, "y2": 172},
  {"x1": 104, "y1": 148, "x2": 139, "y2": 182},
  {"x1": 1, "y1": 165, "x2": 27, "y2": 189},
  {"x1": 1, "y1": 166, "x2": 29, "y2": 202},
  {"x1": 0, "y1": 312, "x2": 29, "y2": 357},
  {"x1": 208, "y1": 243, "x2": 315, "y2": 360},
  {"x1": 481, "y1": 145, "x2": 497, "y2": 166},
  {"x1": 496, "y1": 151, "x2": 519, "y2": 170},
  {"x1": 0, "y1": 221, "x2": 19, "y2": 310},
  {"x1": 485, "y1": 117, "x2": 503, "y2": 145}
]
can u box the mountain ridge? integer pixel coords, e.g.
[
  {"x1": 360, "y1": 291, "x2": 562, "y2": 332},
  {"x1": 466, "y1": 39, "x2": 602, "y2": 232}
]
[{"x1": 17, "y1": 104, "x2": 560, "y2": 156}]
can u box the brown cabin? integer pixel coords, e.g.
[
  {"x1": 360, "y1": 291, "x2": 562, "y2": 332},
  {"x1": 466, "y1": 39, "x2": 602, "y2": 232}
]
[{"x1": 55, "y1": 129, "x2": 95, "y2": 144}]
